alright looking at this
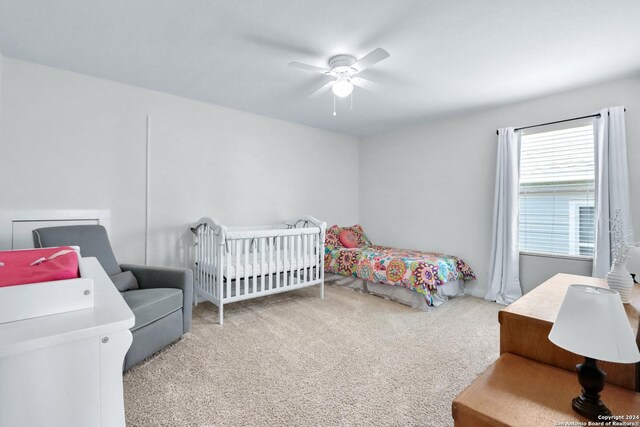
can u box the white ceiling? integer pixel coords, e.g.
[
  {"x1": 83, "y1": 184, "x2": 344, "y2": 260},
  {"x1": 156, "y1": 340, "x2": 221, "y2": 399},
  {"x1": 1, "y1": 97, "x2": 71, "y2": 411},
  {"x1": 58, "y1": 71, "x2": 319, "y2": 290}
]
[{"x1": 0, "y1": 0, "x2": 639, "y2": 137}]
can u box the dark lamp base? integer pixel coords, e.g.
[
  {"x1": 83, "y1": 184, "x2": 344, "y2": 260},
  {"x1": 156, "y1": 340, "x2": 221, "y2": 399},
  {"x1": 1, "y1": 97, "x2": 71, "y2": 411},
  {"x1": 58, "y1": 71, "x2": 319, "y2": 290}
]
[
  {"x1": 572, "y1": 395, "x2": 611, "y2": 421},
  {"x1": 572, "y1": 357, "x2": 611, "y2": 421}
]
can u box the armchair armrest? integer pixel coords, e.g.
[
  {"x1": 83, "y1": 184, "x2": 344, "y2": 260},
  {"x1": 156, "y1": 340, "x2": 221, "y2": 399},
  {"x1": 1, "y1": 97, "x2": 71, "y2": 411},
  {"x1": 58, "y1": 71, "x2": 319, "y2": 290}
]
[{"x1": 120, "y1": 264, "x2": 193, "y2": 333}]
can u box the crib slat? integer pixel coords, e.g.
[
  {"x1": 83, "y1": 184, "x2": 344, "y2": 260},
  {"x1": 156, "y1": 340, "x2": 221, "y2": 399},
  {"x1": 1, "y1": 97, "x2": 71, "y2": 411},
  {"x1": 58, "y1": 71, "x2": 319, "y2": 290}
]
[
  {"x1": 204, "y1": 228, "x2": 209, "y2": 298},
  {"x1": 235, "y1": 239, "x2": 241, "y2": 297},
  {"x1": 201, "y1": 229, "x2": 205, "y2": 297},
  {"x1": 226, "y1": 239, "x2": 231, "y2": 300},
  {"x1": 283, "y1": 235, "x2": 288, "y2": 288},
  {"x1": 209, "y1": 229, "x2": 213, "y2": 295},
  {"x1": 298, "y1": 234, "x2": 301, "y2": 284},
  {"x1": 235, "y1": 239, "x2": 239, "y2": 296},
  {"x1": 289, "y1": 235, "x2": 294, "y2": 286},
  {"x1": 210, "y1": 228, "x2": 214, "y2": 298},
  {"x1": 252, "y1": 239, "x2": 257, "y2": 293},
  {"x1": 289, "y1": 235, "x2": 295, "y2": 286},
  {"x1": 213, "y1": 232, "x2": 218, "y2": 299},
  {"x1": 268, "y1": 236, "x2": 274, "y2": 291},
  {"x1": 294, "y1": 234, "x2": 299, "y2": 285},
  {"x1": 205, "y1": 228, "x2": 209, "y2": 295},
  {"x1": 244, "y1": 239, "x2": 250, "y2": 295},
  {"x1": 309, "y1": 232, "x2": 314, "y2": 282},
  {"x1": 305, "y1": 234, "x2": 313, "y2": 281},
  {"x1": 315, "y1": 233, "x2": 320, "y2": 281},
  {"x1": 260, "y1": 238, "x2": 266, "y2": 293},
  {"x1": 195, "y1": 229, "x2": 199, "y2": 289},
  {"x1": 302, "y1": 233, "x2": 308, "y2": 284},
  {"x1": 202, "y1": 229, "x2": 209, "y2": 300},
  {"x1": 282, "y1": 236, "x2": 288, "y2": 288},
  {"x1": 275, "y1": 236, "x2": 281, "y2": 289},
  {"x1": 314, "y1": 233, "x2": 318, "y2": 281},
  {"x1": 212, "y1": 231, "x2": 216, "y2": 297},
  {"x1": 218, "y1": 236, "x2": 224, "y2": 302},
  {"x1": 240, "y1": 239, "x2": 246, "y2": 296},
  {"x1": 300, "y1": 234, "x2": 305, "y2": 284},
  {"x1": 195, "y1": 228, "x2": 200, "y2": 304},
  {"x1": 214, "y1": 233, "x2": 218, "y2": 299},
  {"x1": 201, "y1": 229, "x2": 205, "y2": 293},
  {"x1": 206, "y1": 228, "x2": 211, "y2": 298},
  {"x1": 317, "y1": 233, "x2": 321, "y2": 281}
]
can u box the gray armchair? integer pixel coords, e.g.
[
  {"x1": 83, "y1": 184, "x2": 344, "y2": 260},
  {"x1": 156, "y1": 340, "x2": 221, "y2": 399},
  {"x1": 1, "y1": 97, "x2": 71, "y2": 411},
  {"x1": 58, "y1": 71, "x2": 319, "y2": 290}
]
[{"x1": 33, "y1": 225, "x2": 193, "y2": 371}]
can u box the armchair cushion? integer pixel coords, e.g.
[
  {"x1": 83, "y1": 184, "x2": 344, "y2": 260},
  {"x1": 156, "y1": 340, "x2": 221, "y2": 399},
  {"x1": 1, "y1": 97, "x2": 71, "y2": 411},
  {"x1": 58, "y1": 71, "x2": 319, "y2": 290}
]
[
  {"x1": 109, "y1": 271, "x2": 139, "y2": 292},
  {"x1": 120, "y1": 264, "x2": 193, "y2": 334},
  {"x1": 121, "y1": 288, "x2": 183, "y2": 332}
]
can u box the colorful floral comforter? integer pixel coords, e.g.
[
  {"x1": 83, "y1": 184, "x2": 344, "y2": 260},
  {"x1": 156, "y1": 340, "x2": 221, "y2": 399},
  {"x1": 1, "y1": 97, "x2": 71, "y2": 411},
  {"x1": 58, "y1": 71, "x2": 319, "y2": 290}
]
[{"x1": 325, "y1": 245, "x2": 476, "y2": 306}]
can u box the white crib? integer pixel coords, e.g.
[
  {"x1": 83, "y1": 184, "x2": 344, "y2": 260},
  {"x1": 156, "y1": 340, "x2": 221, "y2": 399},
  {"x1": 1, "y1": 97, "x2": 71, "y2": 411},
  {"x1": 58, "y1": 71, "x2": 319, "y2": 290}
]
[{"x1": 190, "y1": 216, "x2": 326, "y2": 325}]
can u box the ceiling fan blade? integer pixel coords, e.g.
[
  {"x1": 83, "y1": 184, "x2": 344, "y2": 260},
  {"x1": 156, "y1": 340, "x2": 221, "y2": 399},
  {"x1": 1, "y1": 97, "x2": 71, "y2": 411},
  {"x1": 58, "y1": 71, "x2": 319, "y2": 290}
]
[
  {"x1": 309, "y1": 80, "x2": 334, "y2": 98},
  {"x1": 352, "y1": 77, "x2": 378, "y2": 91},
  {"x1": 352, "y1": 48, "x2": 390, "y2": 73},
  {"x1": 289, "y1": 62, "x2": 331, "y2": 75}
]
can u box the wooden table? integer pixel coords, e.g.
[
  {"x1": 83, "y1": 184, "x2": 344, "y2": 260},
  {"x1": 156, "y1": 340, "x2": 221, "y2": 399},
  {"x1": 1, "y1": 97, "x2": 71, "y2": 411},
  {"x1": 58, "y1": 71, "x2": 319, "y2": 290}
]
[
  {"x1": 452, "y1": 353, "x2": 640, "y2": 427},
  {"x1": 499, "y1": 273, "x2": 640, "y2": 391}
]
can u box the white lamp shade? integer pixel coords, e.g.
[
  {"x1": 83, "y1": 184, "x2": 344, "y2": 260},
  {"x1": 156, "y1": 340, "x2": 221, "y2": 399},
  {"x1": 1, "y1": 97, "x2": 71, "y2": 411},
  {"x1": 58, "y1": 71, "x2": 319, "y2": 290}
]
[
  {"x1": 332, "y1": 76, "x2": 353, "y2": 98},
  {"x1": 549, "y1": 285, "x2": 640, "y2": 363}
]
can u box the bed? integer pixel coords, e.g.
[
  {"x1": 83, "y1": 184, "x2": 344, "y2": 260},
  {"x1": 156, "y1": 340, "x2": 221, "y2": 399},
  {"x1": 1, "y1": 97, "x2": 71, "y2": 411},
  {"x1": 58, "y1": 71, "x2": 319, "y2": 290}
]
[
  {"x1": 190, "y1": 216, "x2": 326, "y2": 325},
  {"x1": 324, "y1": 225, "x2": 476, "y2": 308}
]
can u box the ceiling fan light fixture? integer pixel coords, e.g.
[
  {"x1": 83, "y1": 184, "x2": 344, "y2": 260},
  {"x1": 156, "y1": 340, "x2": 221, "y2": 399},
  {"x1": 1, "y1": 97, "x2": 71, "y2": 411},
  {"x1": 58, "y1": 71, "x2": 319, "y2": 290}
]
[{"x1": 332, "y1": 75, "x2": 353, "y2": 98}]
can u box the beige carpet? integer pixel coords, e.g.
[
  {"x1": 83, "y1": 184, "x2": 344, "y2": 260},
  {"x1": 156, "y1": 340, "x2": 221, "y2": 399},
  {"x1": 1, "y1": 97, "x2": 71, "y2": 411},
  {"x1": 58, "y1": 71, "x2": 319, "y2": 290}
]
[{"x1": 123, "y1": 285, "x2": 501, "y2": 427}]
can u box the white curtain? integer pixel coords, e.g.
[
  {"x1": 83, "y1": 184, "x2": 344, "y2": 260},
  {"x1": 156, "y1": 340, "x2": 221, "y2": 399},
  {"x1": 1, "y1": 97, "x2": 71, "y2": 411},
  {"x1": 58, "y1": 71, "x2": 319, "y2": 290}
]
[
  {"x1": 486, "y1": 128, "x2": 523, "y2": 304},
  {"x1": 593, "y1": 106, "x2": 632, "y2": 278}
]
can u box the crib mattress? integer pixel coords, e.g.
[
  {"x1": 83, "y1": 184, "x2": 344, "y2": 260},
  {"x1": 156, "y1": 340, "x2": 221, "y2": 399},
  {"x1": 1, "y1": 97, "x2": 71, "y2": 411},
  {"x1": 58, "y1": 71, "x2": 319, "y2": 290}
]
[{"x1": 198, "y1": 251, "x2": 315, "y2": 280}]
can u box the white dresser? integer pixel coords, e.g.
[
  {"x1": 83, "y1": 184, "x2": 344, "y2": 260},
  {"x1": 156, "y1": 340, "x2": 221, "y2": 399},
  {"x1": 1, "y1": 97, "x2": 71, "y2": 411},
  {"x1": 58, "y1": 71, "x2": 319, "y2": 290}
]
[{"x1": 0, "y1": 257, "x2": 135, "y2": 427}]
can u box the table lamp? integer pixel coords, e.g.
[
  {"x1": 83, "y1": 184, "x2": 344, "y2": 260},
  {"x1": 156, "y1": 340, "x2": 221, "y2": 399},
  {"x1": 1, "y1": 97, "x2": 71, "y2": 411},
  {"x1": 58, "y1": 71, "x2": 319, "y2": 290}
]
[
  {"x1": 549, "y1": 285, "x2": 640, "y2": 421},
  {"x1": 627, "y1": 246, "x2": 640, "y2": 283}
]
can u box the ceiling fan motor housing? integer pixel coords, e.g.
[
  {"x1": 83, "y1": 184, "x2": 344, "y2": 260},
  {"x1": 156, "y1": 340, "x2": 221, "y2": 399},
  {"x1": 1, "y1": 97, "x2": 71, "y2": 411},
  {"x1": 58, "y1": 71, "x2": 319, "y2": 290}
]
[{"x1": 328, "y1": 55, "x2": 357, "y2": 74}]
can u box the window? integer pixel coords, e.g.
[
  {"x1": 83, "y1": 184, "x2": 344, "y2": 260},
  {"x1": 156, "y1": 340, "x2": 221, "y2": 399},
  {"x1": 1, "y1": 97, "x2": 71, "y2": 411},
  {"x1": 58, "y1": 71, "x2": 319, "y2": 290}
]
[{"x1": 519, "y1": 122, "x2": 595, "y2": 258}]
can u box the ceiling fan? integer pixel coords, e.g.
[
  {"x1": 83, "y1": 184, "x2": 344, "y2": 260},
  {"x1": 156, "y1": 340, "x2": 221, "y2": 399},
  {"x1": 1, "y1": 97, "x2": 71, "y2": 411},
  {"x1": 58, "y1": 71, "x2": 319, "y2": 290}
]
[{"x1": 289, "y1": 48, "x2": 390, "y2": 114}]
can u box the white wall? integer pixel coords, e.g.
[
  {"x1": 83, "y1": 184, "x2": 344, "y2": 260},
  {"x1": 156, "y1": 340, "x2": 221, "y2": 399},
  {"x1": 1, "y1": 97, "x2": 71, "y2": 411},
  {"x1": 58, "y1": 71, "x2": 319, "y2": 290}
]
[
  {"x1": 0, "y1": 58, "x2": 359, "y2": 267},
  {"x1": 2, "y1": 55, "x2": 638, "y2": 295},
  {"x1": 360, "y1": 75, "x2": 640, "y2": 297},
  {"x1": 0, "y1": 51, "x2": 3, "y2": 161}
]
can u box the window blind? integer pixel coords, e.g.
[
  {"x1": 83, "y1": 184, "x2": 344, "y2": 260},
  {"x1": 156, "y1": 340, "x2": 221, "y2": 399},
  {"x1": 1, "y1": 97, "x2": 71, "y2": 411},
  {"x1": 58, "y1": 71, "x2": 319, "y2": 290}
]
[{"x1": 519, "y1": 123, "x2": 595, "y2": 257}]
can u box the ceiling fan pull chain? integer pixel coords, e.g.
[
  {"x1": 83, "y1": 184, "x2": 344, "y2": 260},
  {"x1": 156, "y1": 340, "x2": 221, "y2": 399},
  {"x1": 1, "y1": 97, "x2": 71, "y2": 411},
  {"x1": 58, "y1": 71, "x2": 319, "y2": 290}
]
[
  {"x1": 350, "y1": 91, "x2": 353, "y2": 110},
  {"x1": 333, "y1": 93, "x2": 337, "y2": 116}
]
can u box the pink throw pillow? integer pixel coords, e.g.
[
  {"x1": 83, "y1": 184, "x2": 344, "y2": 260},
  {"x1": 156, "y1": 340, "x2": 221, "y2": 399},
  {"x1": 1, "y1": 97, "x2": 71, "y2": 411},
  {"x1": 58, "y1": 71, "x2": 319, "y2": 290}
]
[
  {"x1": 325, "y1": 225, "x2": 343, "y2": 248},
  {"x1": 339, "y1": 230, "x2": 359, "y2": 248}
]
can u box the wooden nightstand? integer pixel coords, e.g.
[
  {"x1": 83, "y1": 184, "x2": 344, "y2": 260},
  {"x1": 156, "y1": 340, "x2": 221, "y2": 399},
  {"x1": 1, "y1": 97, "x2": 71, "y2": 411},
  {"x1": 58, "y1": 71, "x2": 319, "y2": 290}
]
[
  {"x1": 499, "y1": 273, "x2": 640, "y2": 391},
  {"x1": 452, "y1": 353, "x2": 640, "y2": 427}
]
